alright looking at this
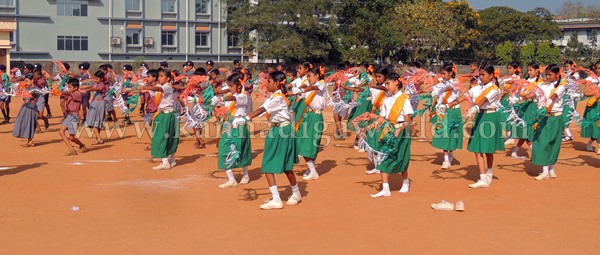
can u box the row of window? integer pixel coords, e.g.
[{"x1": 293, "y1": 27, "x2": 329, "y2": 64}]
[
  {"x1": 55, "y1": 33, "x2": 239, "y2": 51},
  {"x1": 0, "y1": 0, "x2": 13, "y2": 6},
  {"x1": 55, "y1": 0, "x2": 212, "y2": 16},
  {"x1": 125, "y1": 0, "x2": 211, "y2": 14}
]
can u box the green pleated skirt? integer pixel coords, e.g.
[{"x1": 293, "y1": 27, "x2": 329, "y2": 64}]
[
  {"x1": 262, "y1": 124, "x2": 299, "y2": 174},
  {"x1": 467, "y1": 111, "x2": 505, "y2": 153},
  {"x1": 296, "y1": 111, "x2": 324, "y2": 159},
  {"x1": 218, "y1": 124, "x2": 252, "y2": 169},
  {"x1": 431, "y1": 108, "x2": 464, "y2": 151},
  {"x1": 581, "y1": 103, "x2": 600, "y2": 139},
  {"x1": 377, "y1": 127, "x2": 411, "y2": 174},
  {"x1": 151, "y1": 112, "x2": 180, "y2": 158},
  {"x1": 511, "y1": 101, "x2": 537, "y2": 140},
  {"x1": 532, "y1": 115, "x2": 563, "y2": 166}
]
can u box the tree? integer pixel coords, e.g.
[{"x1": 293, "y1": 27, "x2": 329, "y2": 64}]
[
  {"x1": 475, "y1": 6, "x2": 560, "y2": 61},
  {"x1": 557, "y1": 1, "x2": 585, "y2": 19},
  {"x1": 520, "y1": 42, "x2": 560, "y2": 66},
  {"x1": 225, "y1": 0, "x2": 342, "y2": 63},
  {"x1": 443, "y1": 0, "x2": 481, "y2": 63},
  {"x1": 565, "y1": 31, "x2": 584, "y2": 61},
  {"x1": 392, "y1": 0, "x2": 459, "y2": 63},
  {"x1": 495, "y1": 41, "x2": 516, "y2": 65},
  {"x1": 337, "y1": 0, "x2": 403, "y2": 64}
]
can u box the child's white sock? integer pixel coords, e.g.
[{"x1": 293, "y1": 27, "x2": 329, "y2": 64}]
[
  {"x1": 512, "y1": 147, "x2": 520, "y2": 154},
  {"x1": 382, "y1": 182, "x2": 390, "y2": 193},
  {"x1": 291, "y1": 184, "x2": 300, "y2": 197},
  {"x1": 399, "y1": 179, "x2": 410, "y2": 193},
  {"x1": 480, "y1": 174, "x2": 488, "y2": 182},
  {"x1": 588, "y1": 139, "x2": 594, "y2": 147},
  {"x1": 307, "y1": 161, "x2": 317, "y2": 175},
  {"x1": 161, "y1": 158, "x2": 170, "y2": 165},
  {"x1": 242, "y1": 166, "x2": 249, "y2": 177},
  {"x1": 269, "y1": 185, "x2": 281, "y2": 202},
  {"x1": 443, "y1": 154, "x2": 449, "y2": 162},
  {"x1": 169, "y1": 154, "x2": 176, "y2": 164},
  {"x1": 448, "y1": 151, "x2": 454, "y2": 162},
  {"x1": 225, "y1": 170, "x2": 236, "y2": 183},
  {"x1": 542, "y1": 166, "x2": 549, "y2": 175},
  {"x1": 486, "y1": 168, "x2": 493, "y2": 176},
  {"x1": 564, "y1": 128, "x2": 572, "y2": 137}
]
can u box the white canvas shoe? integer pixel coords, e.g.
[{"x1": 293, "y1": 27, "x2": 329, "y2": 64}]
[
  {"x1": 260, "y1": 199, "x2": 283, "y2": 210},
  {"x1": 152, "y1": 164, "x2": 171, "y2": 171},
  {"x1": 549, "y1": 171, "x2": 557, "y2": 178},
  {"x1": 431, "y1": 200, "x2": 454, "y2": 211},
  {"x1": 454, "y1": 201, "x2": 465, "y2": 212},
  {"x1": 370, "y1": 189, "x2": 391, "y2": 198},
  {"x1": 534, "y1": 173, "x2": 549, "y2": 181},
  {"x1": 468, "y1": 179, "x2": 490, "y2": 188},
  {"x1": 218, "y1": 181, "x2": 238, "y2": 188},
  {"x1": 441, "y1": 160, "x2": 451, "y2": 170},
  {"x1": 239, "y1": 175, "x2": 250, "y2": 184},
  {"x1": 286, "y1": 194, "x2": 302, "y2": 206},
  {"x1": 303, "y1": 172, "x2": 319, "y2": 181}
]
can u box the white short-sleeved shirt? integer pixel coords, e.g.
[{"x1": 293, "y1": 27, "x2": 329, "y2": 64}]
[
  {"x1": 225, "y1": 93, "x2": 252, "y2": 118},
  {"x1": 468, "y1": 81, "x2": 500, "y2": 110},
  {"x1": 379, "y1": 91, "x2": 414, "y2": 123},
  {"x1": 432, "y1": 79, "x2": 459, "y2": 105},
  {"x1": 292, "y1": 76, "x2": 308, "y2": 88},
  {"x1": 538, "y1": 82, "x2": 566, "y2": 113},
  {"x1": 585, "y1": 76, "x2": 599, "y2": 84},
  {"x1": 158, "y1": 83, "x2": 175, "y2": 111},
  {"x1": 305, "y1": 81, "x2": 327, "y2": 110},
  {"x1": 261, "y1": 90, "x2": 291, "y2": 123}
]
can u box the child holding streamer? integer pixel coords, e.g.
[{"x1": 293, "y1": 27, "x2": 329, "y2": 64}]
[
  {"x1": 211, "y1": 73, "x2": 253, "y2": 188},
  {"x1": 233, "y1": 71, "x2": 300, "y2": 209}
]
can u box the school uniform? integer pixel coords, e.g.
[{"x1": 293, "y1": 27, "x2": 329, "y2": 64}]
[
  {"x1": 12, "y1": 91, "x2": 40, "y2": 139},
  {"x1": 581, "y1": 76, "x2": 600, "y2": 139},
  {"x1": 511, "y1": 78, "x2": 539, "y2": 140},
  {"x1": 261, "y1": 90, "x2": 299, "y2": 173},
  {"x1": 34, "y1": 78, "x2": 47, "y2": 113},
  {"x1": 498, "y1": 74, "x2": 519, "y2": 132},
  {"x1": 104, "y1": 74, "x2": 115, "y2": 112},
  {"x1": 347, "y1": 84, "x2": 372, "y2": 131},
  {"x1": 431, "y1": 79, "x2": 463, "y2": 151},
  {"x1": 532, "y1": 82, "x2": 566, "y2": 166},
  {"x1": 375, "y1": 90, "x2": 413, "y2": 174},
  {"x1": 79, "y1": 73, "x2": 91, "y2": 108},
  {"x1": 151, "y1": 83, "x2": 180, "y2": 158},
  {"x1": 63, "y1": 91, "x2": 83, "y2": 135},
  {"x1": 85, "y1": 82, "x2": 107, "y2": 128},
  {"x1": 144, "y1": 89, "x2": 158, "y2": 126},
  {"x1": 218, "y1": 92, "x2": 253, "y2": 170},
  {"x1": 291, "y1": 76, "x2": 309, "y2": 121},
  {"x1": 296, "y1": 80, "x2": 327, "y2": 159},
  {"x1": 467, "y1": 81, "x2": 505, "y2": 153},
  {"x1": 365, "y1": 87, "x2": 388, "y2": 150}
]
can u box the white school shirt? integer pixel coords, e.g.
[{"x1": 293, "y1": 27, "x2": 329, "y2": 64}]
[
  {"x1": 431, "y1": 79, "x2": 459, "y2": 105},
  {"x1": 537, "y1": 82, "x2": 566, "y2": 113},
  {"x1": 379, "y1": 91, "x2": 414, "y2": 123},
  {"x1": 225, "y1": 93, "x2": 252, "y2": 118},
  {"x1": 157, "y1": 83, "x2": 175, "y2": 111},
  {"x1": 261, "y1": 90, "x2": 291, "y2": 123},
  {"x1": 305, "y1": 81, "x2": 327, "y2": 110},
  {"x1": 292, "y1": 76, "x2": 308, "y2": 99},
  {"x1": 468, "y1": 81, "x2": 500, "y2": 110}
]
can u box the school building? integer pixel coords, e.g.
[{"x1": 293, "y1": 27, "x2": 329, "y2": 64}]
[
  {"x1": 553, "y1": 18, "x2": 600, "y2": 49},
  {"x1": 0, "y1": 0, "x2": 246, "y2": 66}
]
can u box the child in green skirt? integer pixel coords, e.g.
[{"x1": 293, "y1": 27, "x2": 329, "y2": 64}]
[
  {"x1": 211, "y1": 73, "x2": 253, "y2": 188},
  {"x1": 465, "y1": 64, "x2": 505, "y2": 188},
  {"x1": 141, "y1": 69, "x2": 179, "y2": 170},
  {"x1": 234, "y1": 71, "x2": 300, "y2": 210},
  {"x1": 431, "y1": 63, "x2": 463, "y2": 170},
  {"x1": 290, "y1": 67, "x2": 328, "y2": 181},
  {"x1": 367, "y1": 73, "x2": 413, "y2": 197},
  {"x1": 364, "y1": 66, "x2": 390, "y2": 175},
  {"x1": 581, "y1": 61, "x2": 600, "y2": 154},
  {"x1": 510, "y1": 63, "x2": 541, "y2": 158},
  {"x1": 532, "y1": 64, "x2": 566, "y2": 180}
]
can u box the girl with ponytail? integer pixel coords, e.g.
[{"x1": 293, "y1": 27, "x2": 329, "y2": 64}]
[
  {"x1": 231, "y1": 71, "x2": 301, "y2": 210},
  {"x1": 531, "y1": 64, "x2": 565, "y2": 180},
  {"x1": 509, "y1": 63, "x2": 541, "y2": 158}
]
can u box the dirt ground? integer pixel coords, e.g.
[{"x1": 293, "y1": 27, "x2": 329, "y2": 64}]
[{"x1": 1, "y1": 97, "x2": 599, "y2": 255}]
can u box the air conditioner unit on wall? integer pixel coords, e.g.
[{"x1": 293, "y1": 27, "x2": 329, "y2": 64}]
[
  {"x1": 144, "y1": 37, "x2": 154, "y2": 46},
  {"x1": 111, "y1": 37, "x2": 122, "y2": 46}
]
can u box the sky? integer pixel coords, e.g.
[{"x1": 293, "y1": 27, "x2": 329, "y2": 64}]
[{"x1": 462, "y1": 0, "x2": 599, "y2": 13}]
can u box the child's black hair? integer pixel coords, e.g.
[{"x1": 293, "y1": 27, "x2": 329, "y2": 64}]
[
  {"x1": 375, "y1": 66, "x2": 391, "y2": 76},
  {"x1": 194, "y1": 68, "x2": 207, "y2": 76},
  {"x1": 546, "y1": 63, "x2": 562, "y2": 88},
  {"x1": 385, "y1": 73, "x2": 403, "y2": 89},
  {"x1": 269, "y1": 71, "x2": 288, "y2": 94},
  {"x1": 442, "y1": 63, "x2": 456, "y2": 78},
  {"x1": 479, "y1": 64, "x2": 499, "y2": 86},
  {"x1": 93, "y1": 70, "x2": 105, "y2": 80},
  {"x1": 0, "y1": 64, "x2": 6, "y2": 73},
  {"x1": 527, "y1": 62, "x2": 541, "y2": 82},
  {"x1": 147, "y1": 69, "x2": 159, "y2": 78},
  {"x1": 308, "y1": 67, "x2": 324, "y2": 80},
  {"x1": 508, "y1": 62, "x2": 520, "y2": 75},
  {"x1": 68, "y1": 78, "x2": 80, "y2": 88}
]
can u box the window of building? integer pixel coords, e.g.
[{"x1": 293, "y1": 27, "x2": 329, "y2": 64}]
[
  {"x1": 162, "y1": 31, "x2": 176, "y2": 46},
  {"x1": 161, "y1": 0, "x2": 176, "y2": 13},
  {"x1": 127, "y1": 30, "x2": 141, "y2": 45},
  {"x1": 195, "y1": 0, "x2": 208, "y2": 14},
  {"x1": 227, "y1": 34, "x2": 240, "y2": 47},
  {"x1": 125, "y1": 0, "x2": 140, "y2": 11},
  {"x1": 0, "y1": 0, "x2": 14, "y2": 6},
  {"x1": 57, "y1": 36, "x2": 88, "y2": 51},
  {"x1": 195, "y1": 32, "x2": 209, "y2": 47},
  {"x1": 57, "y1": 0, "x2": 88, "y2": 17},
  {"x1": 9, "y1": 31, "x2": 14, "y2": 43}
]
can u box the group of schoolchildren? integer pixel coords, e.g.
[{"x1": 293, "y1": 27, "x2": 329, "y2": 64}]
[{"x1": 2, "y1": 58, "x2": 600, "y2": 210}]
